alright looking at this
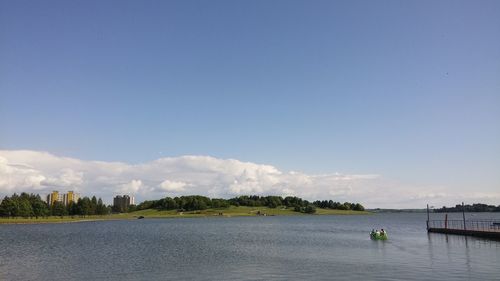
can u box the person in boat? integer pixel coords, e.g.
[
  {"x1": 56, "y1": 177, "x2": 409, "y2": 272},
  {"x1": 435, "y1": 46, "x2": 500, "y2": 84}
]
[{"x1": 380, "y1": 229, "x2": 385, "y2": 235}]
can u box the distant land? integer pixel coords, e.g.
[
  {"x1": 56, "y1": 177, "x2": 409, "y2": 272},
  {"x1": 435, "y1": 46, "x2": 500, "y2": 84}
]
[
  {"x1": 434, "y1": 203, "x2": 500, "y2": 213},
  {"x1": 368, "y1": 203, "x2": 500, "y2": 213},
  {"x1": 0, "y1": 193, "x2": 369, "y2": 224},
  {"x1": 0, "y1": 206, "x2": 371, "y2": 224},
  {"x1": 367, "y1": 208, "x2": 427, "y2": 213}
]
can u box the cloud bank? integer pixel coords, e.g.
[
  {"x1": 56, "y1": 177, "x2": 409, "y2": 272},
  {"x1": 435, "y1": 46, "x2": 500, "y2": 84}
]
[{"x1": 0, "y1": 150, "x2": 498, "y2": 208}]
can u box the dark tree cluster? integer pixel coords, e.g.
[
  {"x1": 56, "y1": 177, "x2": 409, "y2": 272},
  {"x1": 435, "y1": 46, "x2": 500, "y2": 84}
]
[
  {"x1": 0, "y1": 193, "x2": 49, "y2": 218},
  {"x1": 435, "y1": 203, "x2": 500, "y2": 213},
  {"x1": 294, "y1": 205, "x2": 317, "y2": 214},
  {"x1": 134, "y1": 195, "x2": 229, "y2": 212},
  {"x1": 229, "y1": 195, "x2": 318, "y2": 213},
  {"x1": 229, "y1": 195, "x2": 294, "y2": 208},
  {"x1": 131, "y1": 195, "x2": 364, "y2": 215},
  {"x1": 312, "y1": 200, "x2": 365, "y2": 211},
  {"x1": 0, "y1": 193, "x2": 110, "y2": 218},
  {"x1": 65, "y1": 196, "x2": 110, "y2": 217}
]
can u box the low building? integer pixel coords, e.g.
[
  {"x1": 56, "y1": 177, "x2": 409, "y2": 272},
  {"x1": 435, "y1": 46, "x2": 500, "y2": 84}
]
[{"x1": 113, "y1": 195, "x2": 135, "y2": 212}]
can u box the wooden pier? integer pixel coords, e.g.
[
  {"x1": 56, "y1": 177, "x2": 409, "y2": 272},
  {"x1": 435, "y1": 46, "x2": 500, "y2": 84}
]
[{"x1": 426, "y1": 203, "x2": 500, "y2": 240}]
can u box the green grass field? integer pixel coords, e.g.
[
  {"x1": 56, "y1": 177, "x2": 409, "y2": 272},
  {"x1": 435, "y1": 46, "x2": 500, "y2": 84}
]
[{"x1": 0, "y1": 206, "x2": 369, "y2": 224}]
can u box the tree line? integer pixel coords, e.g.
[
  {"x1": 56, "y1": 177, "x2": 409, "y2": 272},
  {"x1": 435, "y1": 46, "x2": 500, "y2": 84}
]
[
  {"x1": 0, "y1": 192, "x2": 365, "y2": 217},
  {"x1": 132, "y1": 195, "x2": 365, "y2": 214},
  {"x1": 0, "y1": 193, "x2": 110, "y2": 218},
  {"x1": 435, "y1": 203, "x2": 500, "y2": 213},
  {"x1": 312, "y1": 200, "x2": 365, "y2": 211},
  {"x1": 131, "y1": 195, "x2": 229, "y2": 212}
]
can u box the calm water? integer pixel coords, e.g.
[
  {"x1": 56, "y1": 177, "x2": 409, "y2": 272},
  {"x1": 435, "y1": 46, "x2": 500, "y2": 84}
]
[{"x1": 1, "y1": 213, "x2": 499, "y2": 281}]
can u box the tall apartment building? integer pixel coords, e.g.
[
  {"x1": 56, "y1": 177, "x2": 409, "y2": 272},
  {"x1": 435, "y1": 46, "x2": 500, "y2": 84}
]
[
  {"x1": 47, "y1": 191, "x2": 63, "y2": 206},
  {"x1": 47, "y1": 190, "x2": 80, "y2": 206},
  {"x1": 63, "y1": 191, "x2": 80, "y2": 206},
  {"x1": 113, "y1": 195, "x2": 135, "y2": 212}
]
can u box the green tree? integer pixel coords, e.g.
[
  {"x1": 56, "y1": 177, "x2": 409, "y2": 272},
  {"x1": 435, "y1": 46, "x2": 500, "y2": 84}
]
[
  {"x1": 51, "y1": 201, "x2": 67, "y2": 217},
  {"x1": 0, "y1": 196, "x2": 17, "y2": 217},
  {"x1": 18, "y1": 199, "x2": 34, "y2": 218},
  {"x1": 31, "y1": 195, "x2": 49, "y2": 218},
  {"x1": 96, "y1": 198, "x2": 108, "y2": 215},
  {"x1": 80, "y1": 197, "x2": 92, "y2": 217},
  {"x1": 91, "y1": 196, "x2": 98, "y2": 215},
  {"x1": 164, "y1": 198, "x2": 178, "y2": 210},
  {"x1": 353, "y1": 203, "x2": 365, "y2": 211},
  {"x1": 304, "y1": 205, "x2": 316, "y2": 214}
]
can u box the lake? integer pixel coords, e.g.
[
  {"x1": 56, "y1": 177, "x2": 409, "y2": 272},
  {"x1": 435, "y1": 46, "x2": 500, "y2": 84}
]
[{"x1": 1, "y1": 213, "x2": 499, "y2": 280}]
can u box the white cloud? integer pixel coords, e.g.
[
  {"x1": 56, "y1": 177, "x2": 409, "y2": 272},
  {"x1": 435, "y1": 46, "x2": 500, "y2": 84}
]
[
  {"x1": 0, "y1": 156, "x2": 46, "y2": 191},
  {"x1": 118, "y1": 180, "x2": 143, "y2": 194},
  {"x1": 158, "y1": 180, "x2": 187, "y2": 192},
  {"x1": 0, "y1": 150, "x2": 499, "y2": 208},
  {"x1": 41, "y1": 168, "x2": 84, "y2": 188}
]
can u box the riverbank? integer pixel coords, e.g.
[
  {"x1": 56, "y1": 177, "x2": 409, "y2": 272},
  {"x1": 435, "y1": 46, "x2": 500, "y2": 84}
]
[
  {"x1": 132, "y1": 206, "x2": 370, "y2": 218},
  {"x1": 0, "y1": 214, "x2": 133, "y2": 224},
  {"x1": 0, "y1": 206, "x2": 370, "y2": 224}
]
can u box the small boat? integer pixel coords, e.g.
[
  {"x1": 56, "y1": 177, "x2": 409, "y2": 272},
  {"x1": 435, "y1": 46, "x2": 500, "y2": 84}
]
[
  {"x1": 370, "y1": 230, "x2": 388, "y2": 240},
  {"x1": 137, "y1": 216, "x2": 145, "y2": 219}
]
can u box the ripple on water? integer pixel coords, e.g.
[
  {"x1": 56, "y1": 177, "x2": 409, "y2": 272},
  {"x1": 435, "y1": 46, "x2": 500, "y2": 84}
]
[{"x1": 1, "y1": 213, "x2": 499, "y2": 281}]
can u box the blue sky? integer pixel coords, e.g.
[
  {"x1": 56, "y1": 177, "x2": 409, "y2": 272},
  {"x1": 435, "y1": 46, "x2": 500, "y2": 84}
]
[{"x1": 0, "y1": 0, "x2": 499, "y2": 206}]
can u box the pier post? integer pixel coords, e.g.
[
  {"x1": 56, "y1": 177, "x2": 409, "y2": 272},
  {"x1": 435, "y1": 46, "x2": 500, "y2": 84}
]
[
  {"x1": 462, "y1": 202, "x2": 466, "y2": 231},
  {"x1": 426, "y1": 204, "x2": 430, "y2": 230}
]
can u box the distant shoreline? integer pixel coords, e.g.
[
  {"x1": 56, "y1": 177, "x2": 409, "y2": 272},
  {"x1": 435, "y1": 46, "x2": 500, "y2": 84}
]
[
  {"x1": 0, "y1": 207, "x2": 370, "y2": 225},
  {"x1": 0, "y1": 218, "x2": 116, "y2": 225}
]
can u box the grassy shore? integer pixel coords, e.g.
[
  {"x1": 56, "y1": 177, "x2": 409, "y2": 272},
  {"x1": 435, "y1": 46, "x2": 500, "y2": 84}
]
[
  {"x1": 131, "y1": 206, "x2": 370, "y2": 217},
  {"x1": 0, "y1": 206, "x2": 370, "y2": 224},
  {"x1": 0, "y1": 214, "x2": 134, "y2": 224}
]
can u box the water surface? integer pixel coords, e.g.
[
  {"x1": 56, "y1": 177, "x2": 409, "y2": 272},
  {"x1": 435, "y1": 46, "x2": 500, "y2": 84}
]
[{"x1": 1, "y1": 213, "x2": 499, "y2": 280}]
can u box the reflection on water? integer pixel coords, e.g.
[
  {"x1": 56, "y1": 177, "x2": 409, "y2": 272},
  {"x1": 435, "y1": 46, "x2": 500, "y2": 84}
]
[
  {"x1": 1, "y1": 213, "x2": 499, "y2": 281},
  {"x1": 428, "y1": 232, "x2": 500, "y2": 248},
  {"x1": 426, "y1": 232, "x2": 500, "y2": 281}
]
